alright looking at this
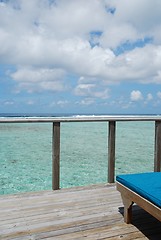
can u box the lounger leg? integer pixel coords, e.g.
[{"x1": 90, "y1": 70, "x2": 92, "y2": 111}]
[{"x1": 121, "y1": 195, "x2": 133, "y2": 224}]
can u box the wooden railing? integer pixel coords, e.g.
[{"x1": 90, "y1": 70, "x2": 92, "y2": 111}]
[{"x1": 1, "y1": 116, "x2": 161, "y2": 190}]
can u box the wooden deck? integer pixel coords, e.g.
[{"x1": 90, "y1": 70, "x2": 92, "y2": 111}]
[{"x1": 0, "y1": 184, "x2": 161, "y2": 240}]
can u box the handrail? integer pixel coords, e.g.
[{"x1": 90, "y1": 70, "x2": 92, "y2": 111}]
[
  {"x1": 0, "y1": 116, "x2": 161, "y2": 190},
  {"x1": 1, "y1": 115, "x2": 161, "y2": 123}
]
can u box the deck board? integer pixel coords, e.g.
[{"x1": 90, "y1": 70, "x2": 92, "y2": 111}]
[{"x1": 0, "y1": 184, "x2": 161, "y2": 239}]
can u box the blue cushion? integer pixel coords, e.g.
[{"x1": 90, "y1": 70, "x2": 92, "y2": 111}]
[{"x1": 116, "y1": 172, "x2": 161, "y2": 208}]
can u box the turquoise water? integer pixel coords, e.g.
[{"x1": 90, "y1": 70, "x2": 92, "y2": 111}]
[{"x1": 0, "y1": 121, "x2": 155, "y2": 194}]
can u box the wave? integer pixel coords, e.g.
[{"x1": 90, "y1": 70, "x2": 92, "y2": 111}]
[{"x1": 0, "y1": 113, "x2": 160, "y2": 118}]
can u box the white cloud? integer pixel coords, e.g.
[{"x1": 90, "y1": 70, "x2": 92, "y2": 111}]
[
  {"x1": 4, "y1": 100, "x2": 14, "y2": 105},
  {"x1": 10, "y1": 67, "x2": 67, "y2": 92},
  {"x1": 130, "y1": 90, "x2": 143, "y2": 101},
  {"x1": 112, "y1": 0, "x2": 161, "y2": 35},
  {"x1": 80, "y1": 98, "x2": 95, "y2": 106},
  {"x1": 100, "y1": 23, "x2": 138, "y2": 49},
  {"x1": 50, "y1": 100, "x2": 69, "y2": 108},
  {"x1": 74, "y1": 76, "x2": 110, "y2": 99},
  {"x1": 74, "y1": 83, "x2": 109, "y2": 99},
  {"x1": 1, "y1": 0, "x2": 161, "y2": 95},
  {"x1": 92, "y1": 89, "x2": 109, "y2": 99},
  {"x1": 74, "y1": 83, "x2": 95, "y2": 96},
  {"x1": 144, "y1": 93, "x2": 153, "y2": 105},
  {"x1": 146, "y1": 93, "x2": 153, "y2": 101},
  {"x1": 57, "y1": 100, "x2": 69, "y2": 107}
]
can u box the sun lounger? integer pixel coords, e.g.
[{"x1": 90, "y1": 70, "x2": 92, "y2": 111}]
[{"x1": 116, "y1": 172, "x2": 161, "y2": 223}]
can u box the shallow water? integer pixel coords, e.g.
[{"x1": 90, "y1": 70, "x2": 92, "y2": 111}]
[{"x1": 0, "y1": 121, "x2": 155, "y2": 194}]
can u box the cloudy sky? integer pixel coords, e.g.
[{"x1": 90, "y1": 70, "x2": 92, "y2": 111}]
[{"x1": 1, "y1": 0, "x2": 161, "y2": 115}]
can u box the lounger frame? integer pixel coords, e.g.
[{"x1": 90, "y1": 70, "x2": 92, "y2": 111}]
[{"x1": 116, "y1": 182, "x2": 161, "y2": 223}]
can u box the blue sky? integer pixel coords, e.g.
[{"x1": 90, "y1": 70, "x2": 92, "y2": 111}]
[{"x1": 1, "y1": 0, "x2": 161, "y2": 115}]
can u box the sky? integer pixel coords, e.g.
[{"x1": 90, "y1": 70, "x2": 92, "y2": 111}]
[{"x1": 1, "y1": 0, "x2": 161, "y2": 115}]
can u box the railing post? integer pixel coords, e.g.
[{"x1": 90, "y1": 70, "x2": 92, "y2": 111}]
[
  {"x1": 154, "y1": 121, "x2": 161, "y2": 172},
  {"x1": 108, "y1": 121, "x2": 116, "y2": 183},
  {"x1": 52, "y1": 122, "x2": 60, "y2": 190}
]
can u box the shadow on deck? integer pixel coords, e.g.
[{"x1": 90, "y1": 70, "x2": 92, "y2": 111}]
[{"x1": 0, "y1": 184, "x2": 161, "y2": 239}]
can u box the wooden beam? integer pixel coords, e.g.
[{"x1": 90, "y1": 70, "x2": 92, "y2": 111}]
[
  {"x1": 117, "y1": 182, "x2": 161, "y2": 223},
  {"x1": 154, "y1": 121, "x2": 161, "y2": 172},
  {"x1": 52, "y1": 122, "x2": 60, "y2": 190},
  {"x1": 108, "y1": 121, "x2": 116, "y2": 183}
]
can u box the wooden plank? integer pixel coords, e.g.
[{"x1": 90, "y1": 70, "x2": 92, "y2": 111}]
[
  {"x1": 108, "y1": 121, "x2": 116, "y2": 183},
  {"x1": 154, "y1": 120, "x2": 161, "y2": 172},
  {"x1": 0, "y1": 116, "x2": 161, "y2": 123},
  {"x1": 0, "y1": 184, "x2": 161, "y2": 240},
  {"x1": 52, "y1": 122, "x2": 60, "y2": 190},
  {"x1": 117, "y1": 182, "x2": 161, "y2": 222}
]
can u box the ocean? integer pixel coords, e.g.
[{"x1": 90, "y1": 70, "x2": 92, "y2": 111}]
[{"x1": 0, "y1": 114, "x2": 156, "y2": 194}]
